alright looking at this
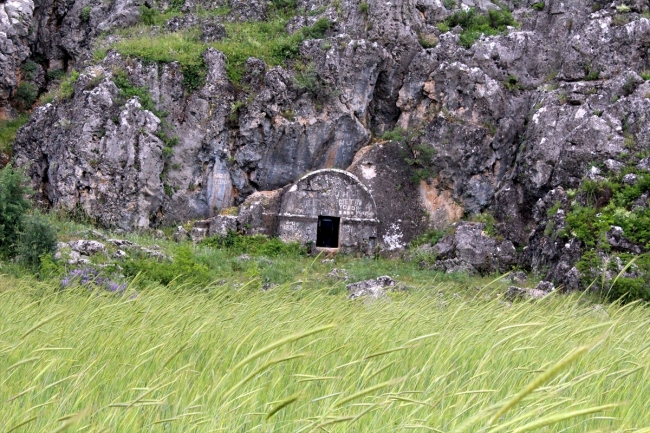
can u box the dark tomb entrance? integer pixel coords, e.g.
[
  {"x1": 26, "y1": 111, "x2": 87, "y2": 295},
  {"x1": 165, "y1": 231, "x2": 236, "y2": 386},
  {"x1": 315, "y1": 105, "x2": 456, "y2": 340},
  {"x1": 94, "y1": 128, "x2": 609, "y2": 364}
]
[{"x1": 316, "y1": 216, "x2": 340, "y2": 248}]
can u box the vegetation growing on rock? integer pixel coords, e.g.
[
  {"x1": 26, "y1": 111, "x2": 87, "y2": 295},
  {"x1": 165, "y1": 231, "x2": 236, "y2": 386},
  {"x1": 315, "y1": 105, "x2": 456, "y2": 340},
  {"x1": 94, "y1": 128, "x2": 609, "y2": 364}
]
[
  {"x1": 437, "y1": 8, "x2": 518, "y2": 48},
  {"x1": 0, "y1": 115, "x2": 29, "y2": 156},
  {"x1": 106, "y1": 0, "x2": 332, "y2": 86}
]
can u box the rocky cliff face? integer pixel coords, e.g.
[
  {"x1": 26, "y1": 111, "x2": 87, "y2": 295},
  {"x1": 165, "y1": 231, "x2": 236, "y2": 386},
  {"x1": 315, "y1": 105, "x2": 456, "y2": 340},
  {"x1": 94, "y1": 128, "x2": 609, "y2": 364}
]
[{"x1": 3, "y1": 0, "x2": 650, "y2": 288}]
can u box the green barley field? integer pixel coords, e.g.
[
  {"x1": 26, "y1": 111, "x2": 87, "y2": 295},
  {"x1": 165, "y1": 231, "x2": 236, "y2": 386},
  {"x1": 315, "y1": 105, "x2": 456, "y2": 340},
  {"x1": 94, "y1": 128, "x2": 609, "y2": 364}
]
[{"x1": 2, "y1": 266, "x2": 650, "y2": 432}]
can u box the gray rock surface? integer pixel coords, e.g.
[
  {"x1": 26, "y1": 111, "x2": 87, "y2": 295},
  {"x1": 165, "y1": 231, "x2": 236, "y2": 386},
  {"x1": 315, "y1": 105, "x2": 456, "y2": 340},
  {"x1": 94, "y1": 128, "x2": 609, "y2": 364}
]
[
  {"x1": 208, "y1": 215, "x2": 238, "y2": 237},
  {"x1": 504, "y1": 280, "x2": 554, "y2": 300},
  {"x1": 173, "y1": 226, "x2": 190, "y2": 242},
  {"x1": 432, "y1": 222, "x2": 517, "y2": 273},
  {"x1": 68, "y1": 239, "x2": 107, "y2": 255},
  {"x1": 4, "y1": 0, "x2": 650, "y2": 289},
  {"x1": 606, "y1": 226, "x2": 642, "y2": 254},
  {"x1": 326, "y1": 268, "x2": 348, "y2": 280},
  {"x1": 347, "y1": 275, "x2": 402, "y2": 300}
]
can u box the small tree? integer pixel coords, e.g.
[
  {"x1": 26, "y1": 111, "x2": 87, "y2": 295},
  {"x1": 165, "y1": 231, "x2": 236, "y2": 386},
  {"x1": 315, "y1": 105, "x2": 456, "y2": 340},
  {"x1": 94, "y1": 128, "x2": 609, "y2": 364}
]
[
  {"x1": 17, "y1": 213, "x2": 58, "y2": 269},
  {"x1": 0, "y1": 165, "x2": 31, "y2": 257}
]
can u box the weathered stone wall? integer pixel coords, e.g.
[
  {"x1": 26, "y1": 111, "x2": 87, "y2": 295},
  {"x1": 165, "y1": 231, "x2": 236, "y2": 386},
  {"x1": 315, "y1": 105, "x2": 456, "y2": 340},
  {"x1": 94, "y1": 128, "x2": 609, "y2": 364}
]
[
  {"x1": 277, "y1": 169, "x2": 378, "y2": 254},
  {"x1": 348, "y1": 142, "x2": 464, "y2": 251}
]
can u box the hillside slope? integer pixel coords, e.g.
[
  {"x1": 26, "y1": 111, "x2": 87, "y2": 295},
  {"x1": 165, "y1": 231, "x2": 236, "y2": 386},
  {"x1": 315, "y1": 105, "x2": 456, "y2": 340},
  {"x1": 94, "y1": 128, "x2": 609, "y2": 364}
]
[{"x1": 2, "y1": 0, "x2": 650, "y2": 290}]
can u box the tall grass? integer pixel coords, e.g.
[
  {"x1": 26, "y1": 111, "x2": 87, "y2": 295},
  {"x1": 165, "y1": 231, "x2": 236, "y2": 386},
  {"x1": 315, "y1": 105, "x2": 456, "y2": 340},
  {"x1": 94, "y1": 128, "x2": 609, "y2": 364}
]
[{"x1": 2, "y1": 273, "x2": 650, "y2": 431}]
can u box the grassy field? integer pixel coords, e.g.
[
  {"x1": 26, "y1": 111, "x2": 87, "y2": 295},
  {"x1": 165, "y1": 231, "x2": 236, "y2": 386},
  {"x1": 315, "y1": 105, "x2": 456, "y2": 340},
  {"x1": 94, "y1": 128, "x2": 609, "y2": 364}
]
[{"x1": 2, "y1": 260, "x2": 650, "y2": 432}]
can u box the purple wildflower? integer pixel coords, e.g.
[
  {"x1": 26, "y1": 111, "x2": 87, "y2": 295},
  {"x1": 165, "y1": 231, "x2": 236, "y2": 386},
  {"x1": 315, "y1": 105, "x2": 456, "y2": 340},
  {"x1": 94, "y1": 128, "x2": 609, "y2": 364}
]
[{"x1": 61, "y1": 267, "x2": 127, "y2": 293}]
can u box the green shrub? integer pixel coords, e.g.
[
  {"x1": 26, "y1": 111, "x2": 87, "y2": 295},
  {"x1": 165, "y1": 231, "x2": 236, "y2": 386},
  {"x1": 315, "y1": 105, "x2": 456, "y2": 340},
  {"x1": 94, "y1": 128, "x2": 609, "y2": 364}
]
[
  {"x1": 293, "y1": 63, "x2": 319, "y2": 91},
  {"x1": 228, "y1": 100, "x2": 244, "y2": 123},
  {"x1": 212, "y1": 20, "x2": 303, "y2": 84},
  {"x1": 403, "y1": 141, "x2": 436, "y2": 183},
  {"x1": 0, "y1": 166, "x2": 31, "y2": 257},
  {"x1": 81, "y1": 6, "x2": 92, "y2": 22},
  {"x1": 576, "y1": 252, "x2": 650, "y2": 302},
  {"x1": 136, "y1": 5, "x2": 181, "y2": 26},
  {"x1": 0, "y1": 114, "x2": 30, "y2": 155},
  {"x1": 301, "y1": 17, "x2": 332, "y2": 39},
  {"x1": 612, "y1": 13, "x2": 630, "y2": 26},
  {"x1": 641, "y1": 71, "x2": 650, "y2": 81},
  {"x1": 21, "y1": 61, "x2": 38, "y2": 80},
  {"x1": 380, "y1": 127, "x2": 406, "y2": 142},
  {"x1": 381, "y1": 126, "x2": 433, "y2": 182},
  {"x1": 123, "y1": 246, "x2": 211, "y2": 286},
  {"x1": 504, "y1": 74, "x2": 521, "y2": 91},
  {"x1": 14, "y1": 82, "x2": 38, "y2": 109},
  {"x1": 293, "y1": 62, "x2": 335, "y2": 102},
  {"x1": 418, "y1": 33, "x2": 439, "y2": 49},
  {"x1": 113, "y1": 31, "x2": 208, "y2": 90},
  {"x1": 531, "y1": 2, "x2": 545, "y2": 11},
  {"x1": 17, "y1": 213, "x2": 58, "y2": 269},
  {"x1": 60, "y1": 70, "x2": 80, "y2": 99},
  {"x1": 269, "y1": 0, "x2": 297, "y2": 17},
  {"x1": 622, "y1": 77, "x2": 638, "y2": 96},
  {"x1": 563, "y1": 169, "x2": 650, "y2": 249},
  {"x1": 202, "y1": 231, "x2": 305, "y2": 257},
  {"x1": 443, "y1": 8, "x2": 518, "y2": 48},
  {"x1": 591, "y1": 0, "x2": 609, "y2": 12},
  {"x1": 111, "y1": 69, "x2": 161, "y2": 115},
  {"x1": 584, "y1": 65, "x2": 600, "y2": 81},
  {"x1": 157, "y1": 130, "x2": 179, "y2": 158},
  {"x1": 47, "y1": 68, "x2": 65, "y2": 81},
  {"x1": 139, "y1": 5, "x2": 158, "y2": 25},
  {"x1": 410, "y1": 228, "x2": 448, "y2": 247},
  {"x1": 84, "y1": 73, "x2": 106, "y2": 90},
  {"x1": 170, "y1": 0, "x2": 185, "y2": 12},
  {"x1": 180, "y1": 62, "x2": 207, "y2": 92},
  {"x1": 281, "y1": 109, "x2": 295, "y2": 121},
  {"x1": 443, "y1": 0, "x2": 456, "y2": 9},
  {"x1": 359, "y1": 2, "x2": 369, "y2": 14},
  {"x1": 608, "y1": 276, "x2": 649, "y2": 302},
  {"x1": 472, "y1": 211, "x2": 499, "y2": 237}
]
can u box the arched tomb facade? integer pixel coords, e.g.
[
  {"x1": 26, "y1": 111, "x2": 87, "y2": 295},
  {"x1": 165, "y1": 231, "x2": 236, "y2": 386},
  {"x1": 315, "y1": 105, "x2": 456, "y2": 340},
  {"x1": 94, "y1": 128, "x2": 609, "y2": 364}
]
[{"x1": 277, "y1": 169, "x2": 378, "y2": 254}]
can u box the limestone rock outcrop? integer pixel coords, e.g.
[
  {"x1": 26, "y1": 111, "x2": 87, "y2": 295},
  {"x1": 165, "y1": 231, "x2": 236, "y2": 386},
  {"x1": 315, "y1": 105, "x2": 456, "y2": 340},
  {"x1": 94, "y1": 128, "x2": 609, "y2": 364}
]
[{"x1": 3, "y1": 0, "x2": 650, "y2": 289}]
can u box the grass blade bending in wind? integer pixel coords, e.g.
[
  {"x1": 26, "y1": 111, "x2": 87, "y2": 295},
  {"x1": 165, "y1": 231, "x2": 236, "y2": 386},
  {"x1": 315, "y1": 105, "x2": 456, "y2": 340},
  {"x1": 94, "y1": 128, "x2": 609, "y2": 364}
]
[
  {"x1": 510, "y1": 404, "x2": 619, "y2": 433},
  {"x1": 222, "y1": 354, "x2": 305, "y2": 400},
  {"x1": 266, "y1": 393, "x2": 301, "y2": 419},
  {"x1": 333, "y1": 379, "x2": 402, "y2": 408},
  {"x1": 229, "y1": 324, "x2": 336, "y2": 373},
  {"x1": 20, "y1": 311, "x2": 65, "y2": 339},
  {"x1": 489, "y1": 334, "x2": 608, "y2": 425}
]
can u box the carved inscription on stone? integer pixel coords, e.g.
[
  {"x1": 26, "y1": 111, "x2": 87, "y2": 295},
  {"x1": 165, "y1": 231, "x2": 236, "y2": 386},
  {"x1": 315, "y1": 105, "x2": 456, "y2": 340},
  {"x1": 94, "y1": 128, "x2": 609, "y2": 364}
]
[{"x1": 278, "y1": 169, "x2": 378, "y2": 253}]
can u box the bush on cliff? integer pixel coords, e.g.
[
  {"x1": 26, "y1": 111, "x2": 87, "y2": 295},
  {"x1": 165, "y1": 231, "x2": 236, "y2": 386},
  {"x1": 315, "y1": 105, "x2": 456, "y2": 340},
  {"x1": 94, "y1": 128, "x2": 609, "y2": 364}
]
[
  {"x1": 560, "y1": 165, "x2": 650, "y2": 301},
  {"x1": 0, "y1": 115, "x2": 30, "y2": 155},
  {"x1": 442, "y1": 8, "x2": 518, "y2": 48},
  {"x1": 0, "y1": 165, "x2": 57, "y2": 266},
  {"x1": 0, "y1": 165, "x2": 31, "y2": 257}
]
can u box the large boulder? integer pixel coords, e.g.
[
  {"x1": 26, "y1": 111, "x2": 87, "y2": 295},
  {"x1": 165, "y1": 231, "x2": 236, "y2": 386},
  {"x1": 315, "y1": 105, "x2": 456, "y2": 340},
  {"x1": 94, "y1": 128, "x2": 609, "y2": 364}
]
[
  {"x1": 432, "y1": 222, "x2": 517, "y2": 274},
  {"x1": 347, "y1": 276, "x2": 404, "y2": 300}
]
